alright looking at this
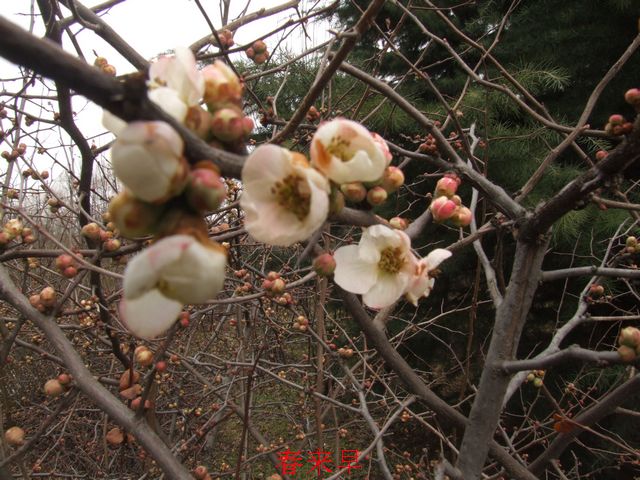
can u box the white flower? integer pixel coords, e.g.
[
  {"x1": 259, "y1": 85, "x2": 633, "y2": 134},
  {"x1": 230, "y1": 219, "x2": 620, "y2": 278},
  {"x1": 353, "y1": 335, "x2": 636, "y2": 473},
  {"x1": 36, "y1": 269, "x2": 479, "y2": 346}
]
[
  {"x1": 405, "y1": 249, "x2": 452, "y2": 306},
  {"x1": 111, "y1": 121, "x2": 188, "y2": 203},
  {"x1": 240, "y1": 144, "x2": 330, "y2": 246},
  {"x1": 310, "y1": 119, "x2": 389, "y2": 184},
  {"x1": 119, "y1": 234, "x2": 227, "y2": 339},
  {"x1": 333, "y1": 225, "x2": 417, "y2": 309},
  {"x1": 148, "y1": 47, "x2": 205, "y2": 122}
]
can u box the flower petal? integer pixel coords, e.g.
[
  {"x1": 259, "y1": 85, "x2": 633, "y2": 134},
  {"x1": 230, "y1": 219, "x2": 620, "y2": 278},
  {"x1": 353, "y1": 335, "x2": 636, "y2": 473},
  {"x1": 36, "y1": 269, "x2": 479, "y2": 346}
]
[
  {"x1": 119, "y1": 289, "x2": 183, "y2": 340},
  {"x1": 333, "y1": 245, "x2": 378, "y2": 294},
  {"x1": 148, "y1": 87, "x2": 188, "y2": 123},
  {"x1": 362, "y1": 272, "x2": 409, "y2": 309},
  {"x1": 424, "y1": 248, "x2": 452, "y2": 269},
  {"x1": 123, "y1": 235, "x2": 193, "y2": 299}
]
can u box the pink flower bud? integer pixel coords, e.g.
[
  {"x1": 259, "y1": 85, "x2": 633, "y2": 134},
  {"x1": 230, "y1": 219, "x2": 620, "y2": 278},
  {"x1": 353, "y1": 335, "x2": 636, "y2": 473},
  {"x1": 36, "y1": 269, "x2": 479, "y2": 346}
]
[
  {"x1": 81, "y1": 222, "x2": 101, "y2": 241},
  {"x1": 381, "y1": 166, "x2": 405, "y2": 192},
  {"x1": 202, "y1": 60, "x2": 243, "y2": 108},
  {"x1": 55, "y1": 254, "x2": 74, "y2": 271},
  {"x1": 185, "y1": 167, "x2": 227, "y2": 212},
  {"x1": 313, "y1": 253, "x2": 336, "y2": 276},
  {"x1": 389, "y1": 217, "x2": 408, "y2": 230},
  {"x1": 430, "y1": 196, "x2": 457, "y2": 222},
  {"x1": 625, "y1": 88, "x2": 640, "y2": 106},
  {"x1": 63, "y1": 266, "x2": 78, "y2": 278},
  {"x1": 253, "y1": 52, "x2": 269, "y2": 65},
  {"x1": 0, "y1": 232, "x2": 10, "y2": 246},
  {"x1": 608, "y1": 114, "x2": 624, "y2": 125},
  {"x1": 371, "y1": 132, "x2": 392, "y2": 163},
  {"x1": 367, "y1": 186, "x2": 388, "y2": 206},
  {"x1": 450, "y1": 206, "x2": 473, "y2": 227},
  {"x1": 245, "y1": 47, "x2": 255, "y2": 60},
  {"x1": 340, "y1": 182, "x2": 367, "y2": 203},
  {"x1": 211, "y1": 107, "x2": 252, "y2": 142},
  {"x1": 435, "y1": 174, "x2": 460, "y2": 198}
]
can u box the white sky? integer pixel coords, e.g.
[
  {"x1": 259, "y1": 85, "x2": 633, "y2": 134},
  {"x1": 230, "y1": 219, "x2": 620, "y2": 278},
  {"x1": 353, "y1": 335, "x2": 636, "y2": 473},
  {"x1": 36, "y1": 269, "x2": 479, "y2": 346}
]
[{"x1": 0, "y1": 0, "x2": 333, "y2": 193}]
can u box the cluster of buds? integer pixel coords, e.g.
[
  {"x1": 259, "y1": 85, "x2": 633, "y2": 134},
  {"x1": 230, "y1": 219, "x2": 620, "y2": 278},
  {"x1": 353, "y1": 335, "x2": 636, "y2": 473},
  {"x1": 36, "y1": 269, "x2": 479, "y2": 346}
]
[
  {"x1": 81, "y1": 221, "x2": 121, "y2": 251},
  {"x1": 29, "y1": 286, "x2": 56, "y2": 312},
  {"x1": 340, "y1": 165, "x2": 405, "y2": 208},
  {"x1": 55, "y1": 253, "x2": 80, "y2": 278},
  {"x1": 44, "y1": 373, "x2": 71, "y2": 397},
  {"x1": 625, "y1": 236, "x2": 640, "y2": 254},
  {"x1": 94, "y1": 56, "x2": 116, "y2": 76},
  {"x1": 618, "y1": 326, "x2": 640, "y2": 361},
  {"x1": 262, "y1": 271, "x2": 286, "y2": 295},
  {"x1": 624, "y1": 88, "x2": 640, "y2": 109},
  {"x1": 525, "y1": 370, "x2": 545, "y2": 388},
  {"x1": 605, "y1": 114, "x2": 633, "y2": 136},
  {"x1": 1, "y1": 143, "x2": 27, "y2": 162},
  {"x1": 306, "y1": 105, "x2": 321, "y2": 122},
  {"x1": 418, "y1": 134, "x2": 439, "y2": 155},
  {"x1": 245, "y1": 40, "x2": 269, "y2": 64},
  {"x1": 217, "y1": 29, "x2": 234, "y2": 49},
  {"x1": 429, "y1": 173, "x2": 472, "y2": 226},
  {"x1": 27, "y1": 257, "x2": 39, "y2": 269},
  {"x1": 292, "y1": 315, "x2": 309, "y2": 332},
  {"x1": 0, "y1": 218, "x2": 35, "y2": 247},
  {"x1": 118, "y1": 368, "x2": 153, "y2": 410},
  {"x1": 338, "y1": 347, "x2": 354, "y2": 358}
]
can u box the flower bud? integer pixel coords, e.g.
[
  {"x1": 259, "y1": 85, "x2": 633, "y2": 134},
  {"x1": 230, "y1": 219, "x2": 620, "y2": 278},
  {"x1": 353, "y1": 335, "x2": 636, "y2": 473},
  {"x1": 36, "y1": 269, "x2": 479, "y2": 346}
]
[
  {"x1": 595, "y1": 150, "x2": 608, "y2": 161},
  {"x1": 619, "y1": 326, "x2": 640, "y2": 348},
  {"x1": 245, "y1": 47, "x2": 255, "y2": 59},
  {"x1": 430, "y1": 196, "x2": 457, "y2": 222},
  {"x1": 218, "y1": 29, "x2": 234, "y2": 48},
  {"x1": 329, "y1": 188, "x2": 345, "y2": 215},
  {"x1": 40, "y1": 287, "x2": 56, "y2": 308},
  {"x1": 63, "y1": 266, "x2": 78, "y2": 278},
  {"x1": 340, "y1": 182, "x2": 367, "y2": 203},
  {"x1": 185, "y1": 167, "x2": 227, "y2": 212},
  {"x1": 104, "y1": 238, "x2": 121, "y2": 252},
  {"x1": 626, "y1": 236, "x2": 637, "y2": 248},
  {"x1": 252, "y1": 40, "x2": 267, "y2": 54},
  {"x1": 4, "y1": 218, "x2": 23, "y2": 238},
  {"x1": 450, "y1": 206, "x2": 473, "y2": 227},
  {"x1": 55, "y1": 254, "x2": 75, "y2": 271},
  {"x1": 366, "y1": 186, "x2": 388, "y2": 206},
  {"x1": 81, "y1": 222, "x2": 101, "y2": 241},
  {"x1": 5, "y1": 426, "x2": 25, "y2": 447},
  {"x1": 185, "y1": 105, "x2": 213, "y2": 138},
  {"x1": 108, "y1": 191, "x2": 163, "y2": 238},
  {"x1": 313, "y1": 253, "x2": 336, "y2": 276},
  {"x1": 389, "y1": 217, "x2": 408, "y2": 230},
  {"x1": 624, "y1": 88, "x2": 640, "y2": 106},
  {"x1": 211, "y1": 107, "x2": 253, "y2": 142},
  {"x1": 435, "y1": 174, "x2": 461, "y2": 198},
  {"x1": 44, "y1": 379, "x2": 64, "y2": 397},
  {"x1": 253, "y1": 52, "x2": 269, "y2": 64},
  {"x1": 202, "y1": 60, "x2": 243, "y2": 108},
  {"x1": 29, "y1": 294, "x2": 41, "y2": 308},
  {"x1": 271, "y1": 277, "x2": 286, "y2": 294},
  {"x1": 381, "y1": 166, "x2": 405, "y2": 193},
  {"x1": 618, "y1": 344, "x2": 637, "y2": 362},
  {"x1": 111, "y1": 121, "x2": 188, "y2": 203}
]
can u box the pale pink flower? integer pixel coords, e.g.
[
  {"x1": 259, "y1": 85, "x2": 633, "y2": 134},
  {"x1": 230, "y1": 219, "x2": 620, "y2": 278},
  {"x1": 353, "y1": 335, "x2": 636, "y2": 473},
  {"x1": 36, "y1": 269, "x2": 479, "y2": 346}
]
[
  {"x1": 310, "y1": 119, "x2": 388, "y2": 184},
  {"x1": 148, "y1": 47, "x2": 205, "y2": 122},
  {"x1": 333, "y1": 225, "x2": 416, "y2": 309},
  {"x1": 405, "y1": 249, "x2": 452, "y2": 306},
  {"x1": 240, "y1": 144, "x2": 330, "y2": 246},
  {"x1": 120, "y1": 234, "x2": 227, "y2": 339},
  {"x1": 111, "y1": 121, "x2": 188, "y2": 203}
]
